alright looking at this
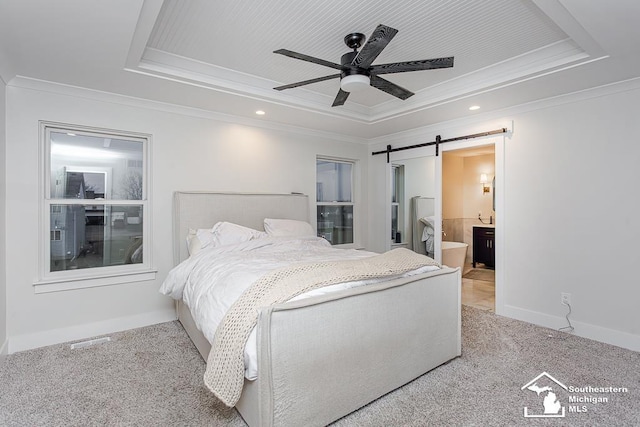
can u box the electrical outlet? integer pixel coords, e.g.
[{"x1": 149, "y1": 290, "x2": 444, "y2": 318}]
[
  {"x1": 561, "y1": 292, "x2": 571, "y2": 305},
  {"x1": 478, "y1": 211, "x2": 482, "y2": 219}
]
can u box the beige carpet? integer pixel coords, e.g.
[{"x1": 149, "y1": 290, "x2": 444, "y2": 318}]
[{"x1": 1, "y1": 307, "x2": 638, "y2": 426}]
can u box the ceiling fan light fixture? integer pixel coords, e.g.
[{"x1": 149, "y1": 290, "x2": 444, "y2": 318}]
[
  {"x1": 340, "y1": 74, "x2": 370, "y2": 93},
  {"x1": 274, "y1": 24, "x2": 454, "y2": 106}
]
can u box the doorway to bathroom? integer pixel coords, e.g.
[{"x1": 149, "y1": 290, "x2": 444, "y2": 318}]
[{"x1": 442, "y1": 145, "x2": 495, "y2": 312}]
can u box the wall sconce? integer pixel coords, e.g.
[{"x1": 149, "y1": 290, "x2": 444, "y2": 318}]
[{"x1": 480, "y1": 173, "x2": 491, "y2": 194}]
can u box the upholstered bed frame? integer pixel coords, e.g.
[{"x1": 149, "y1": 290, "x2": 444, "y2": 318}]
[{"x1": 172, "y1": 191, "x2": 461, "y2": 427}]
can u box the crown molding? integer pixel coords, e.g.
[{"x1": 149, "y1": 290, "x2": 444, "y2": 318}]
[
  {"x1": 135, "y1": 48, "x2": 372, "y2": 122},
  {"x1": 8, "y1": 76, "x2": 368, "y2": 145},
  {"x1": 368, "y1": 39, "x2": 592, "y2": 122},
  {"x1": 0, "y1": 48, "x2": 15, "y2": 86},
  {"x1": 370, "y1": 75, "x2": 640, "y2": 147},
  {"x1": 122, "y1": 0, "x2": 371, "y2": 123},
  {"x1": 10, "y1": 74, "x2": 639, "y2": 150},
  {"x1": 532, "y1": 0, "x2": 606, "y2": 58},
  {"x1": 124, "y1": 0, "x2": 164, "y2": 71},
  {"x1": 131, "y1": 38, "x2": 595, "y2": 127}
]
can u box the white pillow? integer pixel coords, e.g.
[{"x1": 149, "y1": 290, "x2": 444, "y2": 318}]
[
  {"x1": 211, "y1": 221, "x2": 266, "y2": 247},
  {"x1": 263, "y1": 218, "x2": 315, "y2": 237},
  {"x1": 186, "y1": 222, "x2": 266, "y2": 256},
  {"x1": 186, "y1": 228, "x2": 216, "y2": 256}
]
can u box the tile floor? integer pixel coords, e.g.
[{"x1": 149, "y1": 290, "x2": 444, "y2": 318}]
[{"x1": 461, "y1": 264, "x2": 495, "y2": 312}]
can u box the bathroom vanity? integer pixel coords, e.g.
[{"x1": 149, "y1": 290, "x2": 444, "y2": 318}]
[{"x1": 473, "y1": 225, "x2": 495, "y2": 268}]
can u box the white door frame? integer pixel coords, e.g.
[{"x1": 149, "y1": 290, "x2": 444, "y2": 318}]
[{"x1": 435, "y1": 134, "x2": 506, "y2": 315}]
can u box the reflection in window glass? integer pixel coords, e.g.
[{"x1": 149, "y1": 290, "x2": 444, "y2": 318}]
[
  {"x1": 49, "y1": 132, "x2": 143, "y2": 200},
  {"x1": 50, "y1": 204, "x2": 143, "y2": 271},
  {"x1": 317, "y1": 205, "x2": 353, "y2": 245},
  {"x1": 316, "y1": 160, "x2": 352, "y2": 203}
]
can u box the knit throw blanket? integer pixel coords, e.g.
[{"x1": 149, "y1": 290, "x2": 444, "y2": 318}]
[{"x1": 204, "y1": 248, "x2": 440, "y2": 406}]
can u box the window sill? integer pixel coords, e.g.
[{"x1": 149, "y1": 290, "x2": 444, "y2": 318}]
[{"x1": 33, "y1": 269, "x2": 157, "y2": 294}]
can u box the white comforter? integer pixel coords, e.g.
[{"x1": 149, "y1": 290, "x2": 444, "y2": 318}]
[{"x1": 160, "y1": 236, "x2": 439, "y2": 380}]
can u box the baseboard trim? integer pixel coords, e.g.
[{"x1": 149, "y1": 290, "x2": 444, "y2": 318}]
[
  {"x1": 7, "y1": 308, "x2": 177, "y2": 354},
  {"x1": 0, "y1": 338, "x2": 8, "y2": 357},
  {"x1": 501, "y1": 305, "x2": 640, "y2": 353}
]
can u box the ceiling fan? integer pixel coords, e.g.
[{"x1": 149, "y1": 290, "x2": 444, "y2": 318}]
[{"x1": 273, "y1": 24, "x2": 454, "y2": 107}]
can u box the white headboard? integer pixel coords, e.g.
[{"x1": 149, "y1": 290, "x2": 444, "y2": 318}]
[{"x1": 173, "y1": 191, "x2": 310, "y2": 264}]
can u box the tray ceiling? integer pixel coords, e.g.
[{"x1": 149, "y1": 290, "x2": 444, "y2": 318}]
[{"x1": 135, "y1": 0, "x2": 590, "y2": 120}]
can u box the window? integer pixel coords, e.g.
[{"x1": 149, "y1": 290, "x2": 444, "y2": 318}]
[
  {"x1": 39, "y1": 123, "x2": 151, "y2": 288},
  {"x1": 316, "y1": 158, "x2": 354, "y2": 245}
]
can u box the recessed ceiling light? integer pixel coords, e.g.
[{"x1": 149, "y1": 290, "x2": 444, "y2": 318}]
[
  {"x1": 67, "y1": 132, "x2": 77, "y2": 136},
  {"x1": 469, "y1": 105, "x2": 480, "y2": 111},
  {"x1": 255, "y1": 110, "x2": 266, "y2": 115}
]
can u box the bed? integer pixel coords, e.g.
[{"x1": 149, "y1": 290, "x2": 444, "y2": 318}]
[{"x1": 166, "y1": 191, "x2": 461, "y2": 427}]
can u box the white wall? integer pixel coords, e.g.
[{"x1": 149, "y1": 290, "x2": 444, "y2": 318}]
[
  {"x1": 442, "y1": 155, "x2": 463, "y2": 219},
  {"x1": 403, "y1": 156, "x2": 436, "y2": 200},
  {"x1": 0, "y1": 78, "x2": 7, "y2": 357},
  {"x1": 498, "y1": 85, "x2": 640, "y2": 350},
  {"x1": 462, "y1": 154, "x2": 494, "y2": 220},
  {"x1": 442, "y1": 153, "x2": 495, "y2": 221},
  {"x1": 5, "y1": 81, "x2": 368, "y2": 352},
  {"x1": 369, "y1": 80, "x2": 640, "y2": 351}
]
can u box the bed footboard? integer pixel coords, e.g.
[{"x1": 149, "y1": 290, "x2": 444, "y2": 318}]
[
  {"x1": 251, "y1": 266, "x2": 461, "y2": 427},
  {"x1": 178, "y1": 267, "x2": 460, "y2": 426}
]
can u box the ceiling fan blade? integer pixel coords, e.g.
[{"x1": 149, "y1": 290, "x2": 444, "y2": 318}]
[
  {"x1": 332, "y1": 89, "x2": 350, "y2": 107},
  {"x1": 370, "y1": 75, "x2": 414, "y2": 100},
  {"x1": 274, "y1": 74, "x2": 341, "y2": 91},
  {"x1": 351, "y1": 24, "x2": 398, "y2": 69},
  {"x1": 274, "y1": 49, "x2": 343, "y2": 71},
  {"x1": 370, "y1": 57, "x2": 454, "y2": 74}
]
